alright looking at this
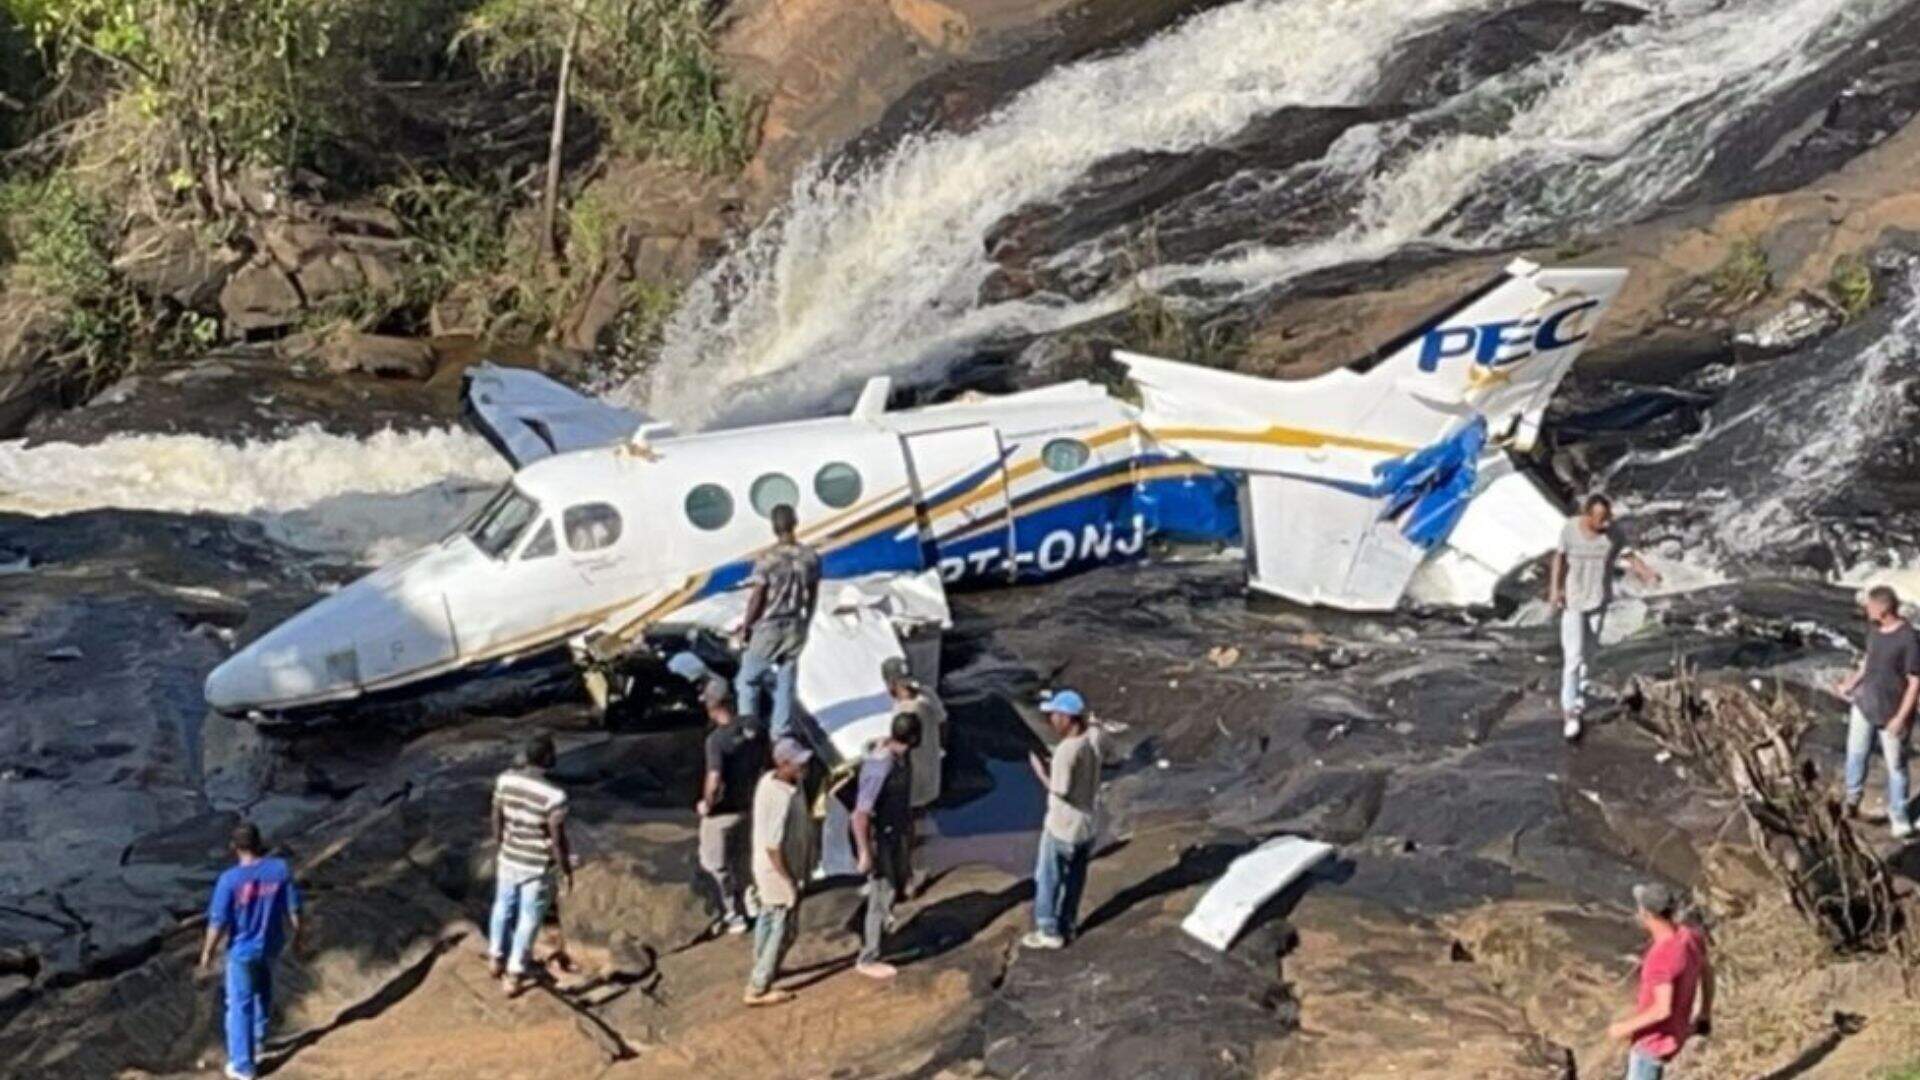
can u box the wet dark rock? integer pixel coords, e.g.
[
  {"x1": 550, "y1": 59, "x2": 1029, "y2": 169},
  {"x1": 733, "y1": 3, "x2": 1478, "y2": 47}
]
[
  {"x1": 23, "y1": 350, "x2": 476, "y2": 444},
  {"x1": 1685, "y1": 2, "x2": 1920, "y2": 204},
  {"x1": 982, "y1": 107, "x2": 1401, "y2": 303},
  {"x1": 1614, "y1": 267, "x2": 1920, "y2": 576},
  {"x1": 1375, "y1": 0, "x2": 1645, "y2": 110},
  {"x1": 983, "y1": 927, "x2": 1294, "y2": 1079}
]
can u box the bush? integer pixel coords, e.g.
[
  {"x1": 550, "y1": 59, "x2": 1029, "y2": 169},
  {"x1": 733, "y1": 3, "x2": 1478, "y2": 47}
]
[
  {"x1": 1709, "y1": 238, "x2": 1772, "y2": 305},
  {"x1": 454, "y1": 0, "x2": 756, "y2": 172},
  {"x1": 0, "y1": 171, "x2": 151, "y2": 385},
  {"x1": 1828, "y1": 255, "x2": 1875, "y2": 321},
  {"x1": 0, "y1": 173, "x2": 114, "y2": 304}
]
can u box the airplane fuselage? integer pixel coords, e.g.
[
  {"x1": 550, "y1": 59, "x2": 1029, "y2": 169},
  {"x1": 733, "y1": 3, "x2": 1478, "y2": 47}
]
[{"x1": 204, "y1": 382, "x2": 1237, "y2": 714}]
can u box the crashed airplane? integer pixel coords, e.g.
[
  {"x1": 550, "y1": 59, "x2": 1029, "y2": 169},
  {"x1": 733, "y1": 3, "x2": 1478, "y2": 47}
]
[{"x1": 204, "y1": 259, "x2": 1625, "y2": 781}]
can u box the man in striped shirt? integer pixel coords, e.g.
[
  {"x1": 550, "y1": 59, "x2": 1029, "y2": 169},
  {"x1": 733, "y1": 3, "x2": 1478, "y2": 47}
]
[{"x1": 489, "y1": 734, "x2": 573, "y2": 995}]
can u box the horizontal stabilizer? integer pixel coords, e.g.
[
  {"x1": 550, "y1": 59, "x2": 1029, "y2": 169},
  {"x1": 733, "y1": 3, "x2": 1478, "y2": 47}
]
[{"x1": 462, "y1": 363, "x2": 662, "y2": 469}]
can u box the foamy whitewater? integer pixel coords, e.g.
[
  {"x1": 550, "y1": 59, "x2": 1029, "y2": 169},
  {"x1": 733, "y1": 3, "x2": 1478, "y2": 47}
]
[
  {"x1": 0, "y1": 426, "x2": 507, "y2": 561},
  {"x1": 635, "y1": 0, "x2": 1903, "y2": 429}
]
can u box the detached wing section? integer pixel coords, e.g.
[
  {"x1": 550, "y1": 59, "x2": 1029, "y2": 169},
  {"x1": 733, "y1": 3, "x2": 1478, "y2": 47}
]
[
  {"x1": 462, "y1": 363, "x2": 667, "y2": 468},
  {"x1": 656, "y1": 570, "x2": 949, "y2": 774},
  {"x1": 1118, "y1": 260, "x2": 1628, "y2": 610}
]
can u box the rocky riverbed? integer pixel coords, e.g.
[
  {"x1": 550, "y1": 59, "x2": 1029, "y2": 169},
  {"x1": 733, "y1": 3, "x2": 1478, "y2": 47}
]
[{"x1": 7, "y1": 424, "x2": 1920, "y2": 1079}]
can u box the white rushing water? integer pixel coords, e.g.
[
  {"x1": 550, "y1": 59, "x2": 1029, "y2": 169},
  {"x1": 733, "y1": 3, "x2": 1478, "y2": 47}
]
[
  {"x1": 0, "y1": 426, "x2": 507, "y2": 561},
  {"x1": 1607, "y1": 263, "x2": 1920, "y2": 584},
  {"x1": 635, "y1": 0, "x2": 1902, "y2": 430}
]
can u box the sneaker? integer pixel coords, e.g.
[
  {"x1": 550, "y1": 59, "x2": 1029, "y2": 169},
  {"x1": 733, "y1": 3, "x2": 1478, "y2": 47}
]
[
  {"x1": 743, "y1": 987, "x2": 796, "y2": 1007},
  {"x1": 1563, "y1": 715, "x2": 1583, "y2": 742},
  {"x1": 1020, "y1": 931, "x2": 1066, "y2": 950},
  {"x1": 854, "y1": 961, "x2": 898, "y2": 980},
  {"x1": 725, "y1": 915, "x2": 750, "y2": 935},
  {"x1": 1893, "y1": 821, "x2": 1915, "y2": 841},
  {"x1": 224, "y1": 1066, "x2": 256, "y2": 1080}
]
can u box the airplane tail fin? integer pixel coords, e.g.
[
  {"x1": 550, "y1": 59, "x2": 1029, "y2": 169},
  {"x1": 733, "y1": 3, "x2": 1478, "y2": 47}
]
[{"x1": 1114, "y1": 260, "x2": 1629, "y2": 609}]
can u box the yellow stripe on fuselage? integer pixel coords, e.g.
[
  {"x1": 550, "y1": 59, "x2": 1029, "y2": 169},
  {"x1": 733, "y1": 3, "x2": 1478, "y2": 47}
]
[{"x1": 1150, "y1": 424, "x2": 1412, "y2": 456}]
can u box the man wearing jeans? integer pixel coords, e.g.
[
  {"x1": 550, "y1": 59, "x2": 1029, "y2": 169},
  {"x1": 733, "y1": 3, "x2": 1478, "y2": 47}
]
[
  {"x1": 1549, "y1": 494, "x2": 1660, "y2": 742},
  {"x1": 1836, "y1": 585, "x2": 1920, "y2": 838},
  {"x1": 1607, "y1": 883, "x2": 1712, "y2": 1078},
  {"x1": 734, "y1": 503, "x2": 821, "y2": 742},
  {"x1": 489, "y1": 735, "x2": 573, "y2": 995},
  {"x1": 851, "y1": 710, "x2": 921, "y2": 979},
  {"x1": 746, "y1": 737, "x2": 817, "y2": 1006},
  {"x1": 1022, "y1": 689, "x2": 1101, "y2": 951},
  {"x1": 697, "y1": 679, "x2": 763, "y2": 933},
  {"x1": 199, "y1": 822, "x2": 302, "y2": 1080}
]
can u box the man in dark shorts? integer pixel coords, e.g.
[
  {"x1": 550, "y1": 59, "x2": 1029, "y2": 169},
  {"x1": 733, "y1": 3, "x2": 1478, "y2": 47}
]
[
  {"x1": 1606, "y1": 883, "x2": 1713, "y2": 1079},
  {"x1": 698, "y1": 678, "x2": 764, "y2": 933},
  {"x1": 734, "y1": 503, "x2": 822, "y2": 742},
  {"x1": 850, "y1": 710, "x2": 921, "y2": 979},
  {"x1": 1836, "y1": 584, "x2": 1920, "y2": 838},
  {"x1": 199, "y1": 822, "x2": 302, "y2": 1080}
]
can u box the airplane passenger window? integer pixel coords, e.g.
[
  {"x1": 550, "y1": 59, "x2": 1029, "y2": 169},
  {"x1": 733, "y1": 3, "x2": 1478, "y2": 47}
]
[
  {"x1": 519, "y1": 521, "x2": 557, "y2": 560},
  {"x1": 464, "y1": 485, "x2": 540, "y2": 560},
  {"x1": 685, "y1": 483, "x2": 734, "y2": 531},
  {"x1": 564, "y1": 503, "x2": 623, "y2": 551},
  {"x1": 814, "y1": 462, "x2": 863, "y2": 509},
  {"x1": 750, "y1": 473, "x2": 800, "y2": 518},
  {"x1": 1041, "y1": 437, "x2": 1091, "y2": 473}
]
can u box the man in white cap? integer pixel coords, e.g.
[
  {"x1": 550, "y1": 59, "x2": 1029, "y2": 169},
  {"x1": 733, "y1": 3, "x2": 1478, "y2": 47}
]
[
  {"x1": 1022, "y1": 688, "x2": 1101, "y2": 950},
  {"x1": 746, "y1": 736, "x2": 817, "y2": 1006},
  {"x1": 1606, "y1": 883, "x2": 1712, "y2": 1078}
]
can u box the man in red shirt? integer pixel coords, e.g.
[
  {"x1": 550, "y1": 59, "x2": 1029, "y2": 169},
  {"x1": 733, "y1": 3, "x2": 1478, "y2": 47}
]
[{"x1": 1607, "y1": 883, "x2": 1714, "y2": 1079}]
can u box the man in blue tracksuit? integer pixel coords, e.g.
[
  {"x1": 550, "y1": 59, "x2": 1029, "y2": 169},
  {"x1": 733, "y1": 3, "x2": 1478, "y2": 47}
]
[{"x1": 199, "y1": 822, "x2": 302, "y2": 1080}]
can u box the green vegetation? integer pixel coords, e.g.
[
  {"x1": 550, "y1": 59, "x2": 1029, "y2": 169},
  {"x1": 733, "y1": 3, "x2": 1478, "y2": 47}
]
[
  {"x1": 1827, "y1": 254, "x2": 1875, "y2": 321},
  {"x1": 1875, "y1": 1064, "x2": 1920, "y2": 1080},
  {"x1": 1709, "y1": 237, "x2": 1772, "y2": 305},
  {"x1": 0, "y1": 171, "x2": 214, "y2": 389},
  {"x1": 0, "y1": 0, "x2": 750, "y2": 380},
  {"x1": 453, "y1": 0, "x2": 756, "y2": 172},
  {"x1": 0, "y1": 174, "x2": 114, "y2": 304},
  {"x1": 6, "y1": 0, "x2": 356, "y2": 188},
  {"x1": 1117, "y1": 226, "x2": 1238, "y2": 368}
]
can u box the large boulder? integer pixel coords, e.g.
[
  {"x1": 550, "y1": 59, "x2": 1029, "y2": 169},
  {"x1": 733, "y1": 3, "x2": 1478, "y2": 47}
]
[
  {"x1": 111, "y1": 223, "x2": 240, "y2": 309},
  {"x1": 219, "y1": 257, "x2": 305, "y2": 332}
]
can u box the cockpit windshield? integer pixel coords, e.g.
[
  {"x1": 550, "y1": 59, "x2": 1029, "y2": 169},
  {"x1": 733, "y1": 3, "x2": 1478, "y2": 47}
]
[{"x1": 461, "y1": 484, "x2": 541, "y2": 560}]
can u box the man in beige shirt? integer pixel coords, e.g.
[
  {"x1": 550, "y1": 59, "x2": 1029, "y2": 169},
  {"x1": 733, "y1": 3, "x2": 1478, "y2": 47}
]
[
  {"x1": 746, "y1": 737, "x2": 816, "y2": 1005},
  {"x1": 1022, "y1": 689, "x2": 1100, "y2": 950}
]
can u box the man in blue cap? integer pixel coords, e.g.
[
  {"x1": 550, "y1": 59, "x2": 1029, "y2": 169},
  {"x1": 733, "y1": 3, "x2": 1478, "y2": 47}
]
[{"x1": 1022, "y1": 689, "x2": 1101, "y2": 950}]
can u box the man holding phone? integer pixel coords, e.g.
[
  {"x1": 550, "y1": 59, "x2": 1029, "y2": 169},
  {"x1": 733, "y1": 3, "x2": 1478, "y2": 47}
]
[{"x1": 1022, "y1": 689, "x2": 1101, "y2": 951}]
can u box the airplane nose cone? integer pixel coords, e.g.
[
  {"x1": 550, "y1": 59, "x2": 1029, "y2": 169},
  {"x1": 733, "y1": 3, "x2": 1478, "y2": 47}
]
[
  {"x1": 203, "y1": 654, "x2": 247, "y2": 713},
  {"x1": 200, "y1": 544, "x2": 469, "y2": 714}
]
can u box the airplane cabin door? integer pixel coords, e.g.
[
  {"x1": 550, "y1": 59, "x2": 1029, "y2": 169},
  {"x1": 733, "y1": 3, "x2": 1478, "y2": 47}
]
[{"x1": 899, "y1": 424, "x2": 1015, "y2": 584}]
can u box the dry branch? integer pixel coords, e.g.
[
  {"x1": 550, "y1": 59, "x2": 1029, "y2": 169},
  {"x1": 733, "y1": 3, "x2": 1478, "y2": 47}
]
[{"x1": 1632, "y1": 670, "x2": 1914, "y2": 959}]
